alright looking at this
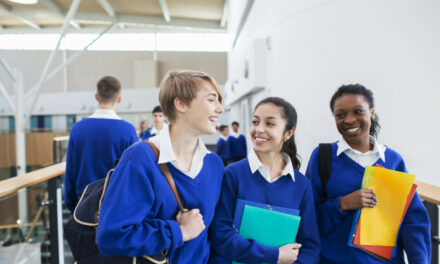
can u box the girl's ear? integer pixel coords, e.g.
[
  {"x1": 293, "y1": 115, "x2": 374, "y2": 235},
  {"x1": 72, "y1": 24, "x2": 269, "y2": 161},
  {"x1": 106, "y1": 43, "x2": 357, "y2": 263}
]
[
  {"x1": 284, "y1": 127, "x2": 295, "y2": 142},
  {"x1": 370, "y1": 108, "x2": 375, "y2": 120},
  {"x1": 174, "y1": 98, "x2": 188, "y2": 114}
]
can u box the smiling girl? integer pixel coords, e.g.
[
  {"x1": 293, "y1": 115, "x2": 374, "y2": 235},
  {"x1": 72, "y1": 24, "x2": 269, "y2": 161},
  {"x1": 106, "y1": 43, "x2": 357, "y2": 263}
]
[
  {"x1": 96, "y1": 70, "x2": 225, "y2": 263},
  {"x1": 305, "y1": 84, "x2": 431, "y2": 263},
  {"x1": 210, "y1": 97, "x2": 320, "y2": 264}
]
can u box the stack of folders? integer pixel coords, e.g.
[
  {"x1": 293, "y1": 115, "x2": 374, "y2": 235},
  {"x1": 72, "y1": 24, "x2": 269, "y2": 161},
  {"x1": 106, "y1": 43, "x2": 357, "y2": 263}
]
[
  {"x1": 232, "y1": 199, "x2": 301, "y2": 264},
  {"x1": 348, "y1": 165, "x2": 417, "y2": 261}
]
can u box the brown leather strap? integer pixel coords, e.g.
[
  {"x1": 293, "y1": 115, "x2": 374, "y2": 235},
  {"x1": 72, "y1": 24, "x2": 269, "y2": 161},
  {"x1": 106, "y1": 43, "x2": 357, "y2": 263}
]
[{"x1": 145, "y1": 141, "x2": 184, "y2": 212}]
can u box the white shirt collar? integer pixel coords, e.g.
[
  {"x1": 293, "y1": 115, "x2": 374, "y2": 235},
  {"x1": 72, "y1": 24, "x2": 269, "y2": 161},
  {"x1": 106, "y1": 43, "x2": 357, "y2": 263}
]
[
  {"x1": 88, "y1": 109, "x2": 121, "y2": 120},
  {"x1": 337, "y1": 136, "x2": 386, "y2": 162},
  {"x1": 230, "y1": 131, "x2": 241, "y2": 138},
  {"x1": 220, "y1": 134, "x2": 228, "y2": 141},
  {"x1": 150, "y1": 123, "x2": 168, "y2": 136},
  {"x1": 149, "y1": 126, "x2": 209, "y2": 179},
  {"x1": 248, "y1": 148, "x2": 295, "y2": 183}
]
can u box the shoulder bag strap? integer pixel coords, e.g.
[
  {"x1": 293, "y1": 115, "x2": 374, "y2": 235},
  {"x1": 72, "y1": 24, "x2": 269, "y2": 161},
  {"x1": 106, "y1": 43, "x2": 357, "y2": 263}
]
[
  {"x1": 318, "y1": 143, "x2": 332, "y2": 202},
  {"x1": 145, "y1": 141, "x2": 184, "y2": 212}
]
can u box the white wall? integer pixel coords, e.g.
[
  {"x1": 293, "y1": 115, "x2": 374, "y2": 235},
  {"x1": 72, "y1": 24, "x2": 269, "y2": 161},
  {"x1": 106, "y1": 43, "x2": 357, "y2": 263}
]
[
  {"x1": 0, "y1": 50, "x2": 227, "y2": 95},
  {"x1": 227, "y1": 0, "x2": 440, "y2": 186}
]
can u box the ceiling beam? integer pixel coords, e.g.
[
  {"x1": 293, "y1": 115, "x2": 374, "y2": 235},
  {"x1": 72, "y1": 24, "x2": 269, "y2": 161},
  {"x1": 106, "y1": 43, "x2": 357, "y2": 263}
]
[
  {"x1": 220, "y1": 0, "x2": 228, "y2": 27},
  {"x1": 22, "y1": 0, "x2": 82, "y2": 130},
  {"x1": 7, "y1": 7, "x2": 224, "y2": 31},
  {"x1": 0, "y1": 1, "x2": 40, "y2": 30},
  {"x1": 40, "y1": 0, "x2": 81, "y2": 29},
  {"x1": 158, "y1": 0, "x2": 171, "y2": 23},
  {"x1": 97, "y1": 0, "x2": 116, "y2": 18}
]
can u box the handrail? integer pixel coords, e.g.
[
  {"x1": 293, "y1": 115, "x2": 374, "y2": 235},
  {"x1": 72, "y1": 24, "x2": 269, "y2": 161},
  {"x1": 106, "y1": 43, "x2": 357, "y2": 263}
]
[
  {"x1": 0, "y1": 162, "x2": 66, "y2": 199},
  {"x1": 415, "y1": 180, "x2": 440, "y2": 205},
  {"x1": 0, "y1": 163, "x2": 438, "y2": 205}
]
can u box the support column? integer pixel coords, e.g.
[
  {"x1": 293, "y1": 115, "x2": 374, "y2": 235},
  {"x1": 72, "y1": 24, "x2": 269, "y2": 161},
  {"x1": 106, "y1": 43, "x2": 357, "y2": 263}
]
[{"x1": 14, "y1": 70, "x2": 27, "y2": 230}]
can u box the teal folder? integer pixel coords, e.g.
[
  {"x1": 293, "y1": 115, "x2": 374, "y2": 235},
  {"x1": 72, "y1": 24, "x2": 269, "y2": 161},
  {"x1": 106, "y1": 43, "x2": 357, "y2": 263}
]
[{"x1": 232, "y1": 205, "x2": 301, "y2": 264}]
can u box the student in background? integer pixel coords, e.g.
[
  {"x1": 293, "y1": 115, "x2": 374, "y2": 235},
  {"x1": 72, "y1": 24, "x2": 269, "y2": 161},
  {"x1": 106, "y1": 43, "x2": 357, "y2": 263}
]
[
  {"x1": 97, "y1": 70, "x2": 225, "y2": 263},
  {"x1": 64, "y1": 76, "x2": 138, "y2": 213},
  {"x1": 216, "y1": 125, "x2": 230, "y2": 166},
  {"x1": 138, "y1": 119, "x2": 149, "y2": 139},
  {"x1": 210, "y1": 97, "x2": 320, "y2": 264},
  {"x1": 142, "y1": 105, "x2": 167, "y2": 140},
  {"x1": 228, "y1": 121, "x2": 247, "y2": 162},
  {"x1": 306, "y1": 84, "x2": 431, "y2": 263}
]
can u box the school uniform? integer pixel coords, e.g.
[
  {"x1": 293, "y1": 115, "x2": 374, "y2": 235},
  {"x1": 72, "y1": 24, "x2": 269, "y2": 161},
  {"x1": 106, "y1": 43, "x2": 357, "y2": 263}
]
[
  {"x1": 96, "y1": 127, "x2": 224, "y2": 263},
  {"x1": 141, "y1": 123, "x2": 168, "y2": 141},
  {"x1": 228, "y1": 131, "x2": 247, "y2": 162},
  {"x1": 209, "y1": 148, "x2": 320, "y2": 264},
  {"x1": 305, "y1": 137, "x2": 431, "y2": 264},
  {"x1": 216, "y1": 135, "x2": 230, "y2": 166},
  {"x1": 64, "y1": 109, "x2": 138, "y2": 213}
]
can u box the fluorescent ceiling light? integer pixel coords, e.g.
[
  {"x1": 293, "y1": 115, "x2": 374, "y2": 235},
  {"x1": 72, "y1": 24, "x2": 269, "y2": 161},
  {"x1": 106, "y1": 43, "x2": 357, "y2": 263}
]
[{"x1": 8, "y1": 0, "x2": 38, "y2": 4}]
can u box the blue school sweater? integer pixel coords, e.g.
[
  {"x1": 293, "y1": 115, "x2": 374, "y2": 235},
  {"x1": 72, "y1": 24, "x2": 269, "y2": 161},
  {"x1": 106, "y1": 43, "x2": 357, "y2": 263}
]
[
  {"x1": 141, "y1": 127, "x2": 155, "y2": 141},
  {"x1": 305, "y1": 142, "x2": 431, "y2": 264},
  {"x1": 216, "y1": 137, "x2": 230, "y2": 163},
  {"x1": 228, "y1": 135, "x2": 247, "y2": 159},
  {"x1": 209, "y1": 159, "x2": 320, "y2": 264},
  {"x1": 64, "y1": 118, "x2": 137, "y2": 213},
  {"x1": 96, "y1": 141, "x2": 224, "y2": 263}
]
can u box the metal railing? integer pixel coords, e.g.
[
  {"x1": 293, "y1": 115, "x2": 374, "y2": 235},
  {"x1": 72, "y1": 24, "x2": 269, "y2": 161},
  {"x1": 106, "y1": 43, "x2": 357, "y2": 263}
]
[{"x1": 0, "y1": 136, "x2": 68, "y2": 264}]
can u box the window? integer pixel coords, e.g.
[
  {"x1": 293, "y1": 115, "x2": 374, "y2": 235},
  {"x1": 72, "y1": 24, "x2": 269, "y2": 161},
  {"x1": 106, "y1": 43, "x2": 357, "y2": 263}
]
[
  {"x1": 66, "y1": 115, "x2": 76, "y2": 130},
  {"x1": 30, "y1": 115, "x2": 52, "y2": 132}
]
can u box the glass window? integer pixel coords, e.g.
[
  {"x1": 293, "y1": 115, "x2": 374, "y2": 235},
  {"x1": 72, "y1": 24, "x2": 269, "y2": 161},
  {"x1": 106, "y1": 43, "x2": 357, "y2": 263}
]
[{"x1": 66, "y1": 115, "x2": 76, "y2": 130}]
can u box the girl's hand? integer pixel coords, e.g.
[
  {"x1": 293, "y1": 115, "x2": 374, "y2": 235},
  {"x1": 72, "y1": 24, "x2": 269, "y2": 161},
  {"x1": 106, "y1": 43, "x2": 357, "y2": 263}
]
[
  {"x1": 278, "y1": 243, "x2": 301, "y2": 264},
  {"x1": 340, "y1": 188, "x2": 378, "y2": 211},
  {"x1": 176, "y1": 208, "x2": 205, "y2": 241}
]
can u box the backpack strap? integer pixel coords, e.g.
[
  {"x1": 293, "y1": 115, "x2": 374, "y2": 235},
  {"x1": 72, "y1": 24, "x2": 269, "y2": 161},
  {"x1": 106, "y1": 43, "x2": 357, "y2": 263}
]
[
  {"x1": 318, "y1": 143, "x2": 332, "y2": 202},
  {"x1": 145, "y1": 141, "x2": 185, "y2": 212}
]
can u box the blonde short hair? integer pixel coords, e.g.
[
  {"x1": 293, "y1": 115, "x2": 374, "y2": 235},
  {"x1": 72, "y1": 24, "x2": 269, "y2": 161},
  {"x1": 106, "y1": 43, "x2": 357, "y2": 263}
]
[{"x1": 159, "y1": 70, "x2": 222, "y2": 122}]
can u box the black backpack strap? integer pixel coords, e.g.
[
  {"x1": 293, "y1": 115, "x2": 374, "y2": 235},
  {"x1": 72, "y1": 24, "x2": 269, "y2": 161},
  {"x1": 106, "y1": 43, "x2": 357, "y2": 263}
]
[{"x1": 318, "y1": 143, "x2": 332, "y2": 202}]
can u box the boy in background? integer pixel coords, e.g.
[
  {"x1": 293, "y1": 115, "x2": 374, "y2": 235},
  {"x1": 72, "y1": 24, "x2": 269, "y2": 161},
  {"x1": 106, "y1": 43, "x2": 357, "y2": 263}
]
[
  {"x1": 142, "y1": 105, "x2": 167, "y2": 140},
  {"x1": 64, "y1": 76, "x2": 138, "y2": 213},
  {"x1": 228, "y1": 121, "x2": 247, "y2": 162},
  {"x1": 216, "y1": 125, "x2": 230, "y2": 166}
]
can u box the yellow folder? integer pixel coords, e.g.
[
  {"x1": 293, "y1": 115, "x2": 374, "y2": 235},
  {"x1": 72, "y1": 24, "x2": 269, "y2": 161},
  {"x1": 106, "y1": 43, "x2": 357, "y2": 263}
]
[{"x1": 360, "y1": 166, "x2": 415, "y2": 246}]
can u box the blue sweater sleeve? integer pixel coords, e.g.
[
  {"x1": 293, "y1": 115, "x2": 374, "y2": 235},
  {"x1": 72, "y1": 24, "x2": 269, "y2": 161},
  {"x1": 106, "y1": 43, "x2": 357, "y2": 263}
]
[
  {"x1": 241, "y1": 135, "x2": 247, "y2": 156},
  {"x1": 216, "y1": 140, "x2": 223, "y2": 157},
  {"x1": 96, "y1": 147, "x2": 184, "y2": 256},
  {"x1": 394, "y1": 158, "x2": 431, "y2": 263},
  {"x1": 209, "y1": 170, "x2": 279, "y2": 263},
  {"x1": 399, "y1": 191, "x2": 431, "y2": 264},
  {"x1": 295, "y1": 179, "x2": 321, "y2": 264},
  {"x1": 64, "y1": 133, "x2": 78, "y2": 213},
  {"x1": 141, "y1": 128, "x2": 152, "y2": 141},
  {"x1": 127, "y1": 125, "x2": 139, "y2": 146},
  {"x1": 306, "y1": 147, "x2": 348, "y2": 236}
]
